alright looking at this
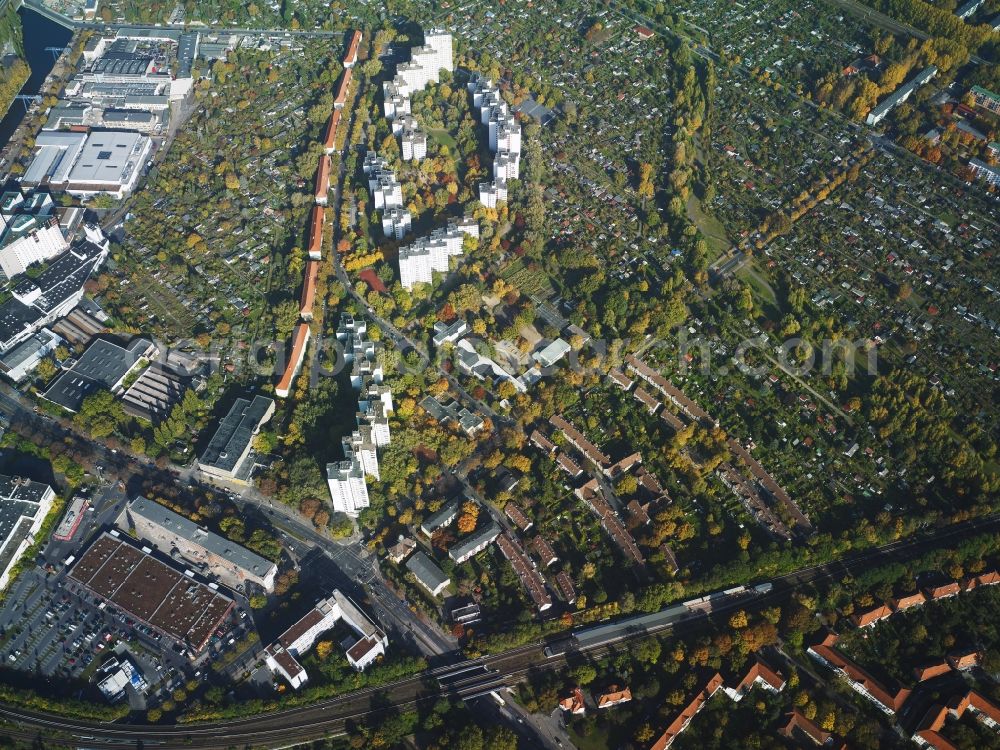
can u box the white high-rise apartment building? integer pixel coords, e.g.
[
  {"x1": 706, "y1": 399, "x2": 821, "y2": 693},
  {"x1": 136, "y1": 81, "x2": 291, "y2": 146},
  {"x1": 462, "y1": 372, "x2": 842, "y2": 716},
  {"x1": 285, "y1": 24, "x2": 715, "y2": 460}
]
[
  {"x1": 398, "y1": 244, "x2": 437, "y2": 289},
  {"x1": 363, "y1": 151, "x2": 388, "y2": 176},
  {"x1": 364, "y1": 152, "x2": 404, "y2": 210},
  {"x1": 401, "y1": 128, "x2": 427, "y2": 161},
  {"x1": 398, "y1": 30, "x2": 452, "y2": 92},
  {"x1": 398, "y1": 218, "x2": 479, "y2": 289},
  {"x1": 422, "y1": 29, "x2": 453, "y2": 76},
  {"x1": 326, "y1": 460, "x2": 370, "y2": 515},
  {"x1": 358, "y1": 400, "x2": 392, "y2": 447},
  {"x1": 382, "y1": 207, "x2": 412, "y2": 240},
  {"x1": 325, "y1": 312, "x2": 395, "y2": 515},
  {"x1": 372, "y1": 174, "x2": 403, "y2": 210},
  {"x1": 470, "y1": 76, "x2": 523, "y2": 189},
  {"x1": 495, "y1": 121, "x2": 521, "y2": 154},
  {"x1": 494, "y1": 150, "x2": 521, "y2": 180},
  {"x1": 382, "y1": 28, "x2": 452, "y2": 128},
  {"x1": 479, "y1": 179, "x2": 508, "y2": 208},
  {"x1": 396, "y1": 61, "x2": 432, "y2": 94},
  {"x1": 383, "y1": 80, "x2": 412, "y2": 120},
  {"x1": 344, "y1": 428, "x2": 380, "y2": 480},
  {"x1": 450, "y1": 216, "x2": 480, "y2": 239},
  {"x1": 363, "y1": 383, "x2": 394, "y2": 416}
]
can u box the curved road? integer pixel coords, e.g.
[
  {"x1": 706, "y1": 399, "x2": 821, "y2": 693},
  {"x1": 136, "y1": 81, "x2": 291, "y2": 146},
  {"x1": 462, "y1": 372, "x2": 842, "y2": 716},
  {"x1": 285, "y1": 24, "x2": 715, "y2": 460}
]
[{"x1": 0, "y1": 510, "x2": 995, "y2": 748}]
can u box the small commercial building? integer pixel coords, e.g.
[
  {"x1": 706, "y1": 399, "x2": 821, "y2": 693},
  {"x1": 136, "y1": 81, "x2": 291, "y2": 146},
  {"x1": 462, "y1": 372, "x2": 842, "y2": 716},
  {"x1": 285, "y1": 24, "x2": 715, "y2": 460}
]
[
  {"x1": 52, "y1": 495, "x2": 89, "y2": 542},
  {"x1": 124, "y1": 496, "x2": 277, "y2": 593},
  {"x1": 0, "y1": 329, "x2": 63, "y2": 383},
  {"x1": 42, "y1": 336, "x2": 155, "y2": 413},
  {"x1": 96, "y1": 657, "x2": 148, "y2": 703},
  {"x1": 197, "y1": 395, "x2": 275, "y2": 483},
  {"x1": 533, "y1": 338, "x2": 571, "y2": 368}
]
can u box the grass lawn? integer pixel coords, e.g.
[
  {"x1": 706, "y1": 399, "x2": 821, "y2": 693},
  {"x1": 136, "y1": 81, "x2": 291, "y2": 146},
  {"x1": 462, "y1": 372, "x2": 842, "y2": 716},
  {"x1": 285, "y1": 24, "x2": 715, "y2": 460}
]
[
  {"x1": 686, "y1": 193, "x2": 732, "y2": 262},
  {"x1": 426, "y1": 128, "x2": 457, "y2": 148},
  {"x1": 736, "y1": 263, "x2": 780, "y2": 318},
  {"x1": 568, "y1": 722, "x2": 613, "y2": 750}
]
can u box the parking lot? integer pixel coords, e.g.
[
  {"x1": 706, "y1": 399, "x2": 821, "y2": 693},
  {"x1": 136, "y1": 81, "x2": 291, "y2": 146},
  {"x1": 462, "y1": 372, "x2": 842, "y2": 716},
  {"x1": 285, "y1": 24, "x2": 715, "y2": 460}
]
[{"x1": 0, "y1": 481, "x2": 259, "y2": 706}]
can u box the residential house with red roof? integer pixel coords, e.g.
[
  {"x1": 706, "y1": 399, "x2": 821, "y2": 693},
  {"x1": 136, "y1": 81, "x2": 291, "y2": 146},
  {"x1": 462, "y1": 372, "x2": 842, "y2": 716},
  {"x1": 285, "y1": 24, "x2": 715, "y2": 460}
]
[
  {"x1": 890, "y1": 591, "x2": 926, "y2": 611},
  {"x1": 595, "y1": 685, "x2": 632, "y2": 709},
  {"x1": 722, "y1": 658, "x2": 786, "y2": 702},
  {"x1": 924, "y1": 582, "x2": 961, "y2": 600},
  {"x1": 648, "y1": 672, "x2": 724, "y2": 750},
  {"x1": 780, "y1": 709, "x2": 848, "y2": 749},
  {"x1": 913, "y1": 662, "x2": 952, "y2": 682},
  {"x1": 807, "y1": 632, "x2": 911, "y2": 715},
  {"x1": 947, "y1": 650, "x2": 981, "y2": 671},
  {"x1": 558, "y1": 687, "x2": 585, "y2": 715},
  {"x1": 851, "y1": 603, "x2": 893, "y2": 628}
]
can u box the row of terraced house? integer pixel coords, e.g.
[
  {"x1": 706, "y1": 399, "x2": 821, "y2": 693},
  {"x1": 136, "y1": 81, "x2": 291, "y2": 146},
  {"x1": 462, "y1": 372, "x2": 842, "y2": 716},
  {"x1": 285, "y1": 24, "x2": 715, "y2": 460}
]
[{"x1": 275, "y1": 30, "x2": 362, "y2": 400}]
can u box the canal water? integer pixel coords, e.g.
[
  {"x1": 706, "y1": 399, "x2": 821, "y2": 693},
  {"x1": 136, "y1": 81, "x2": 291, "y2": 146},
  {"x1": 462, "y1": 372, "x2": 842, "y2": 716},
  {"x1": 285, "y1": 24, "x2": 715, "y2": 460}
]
[{"x1": 0, "y1": 7, "x2": 72, "y2": 150}]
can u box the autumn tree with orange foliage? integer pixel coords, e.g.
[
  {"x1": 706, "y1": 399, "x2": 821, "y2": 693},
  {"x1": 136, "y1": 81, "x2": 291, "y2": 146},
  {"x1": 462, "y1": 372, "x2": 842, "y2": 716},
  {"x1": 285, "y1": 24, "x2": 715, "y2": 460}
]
[{"x1": 457, "y1": 501, "x2": 480, "y2": 533}]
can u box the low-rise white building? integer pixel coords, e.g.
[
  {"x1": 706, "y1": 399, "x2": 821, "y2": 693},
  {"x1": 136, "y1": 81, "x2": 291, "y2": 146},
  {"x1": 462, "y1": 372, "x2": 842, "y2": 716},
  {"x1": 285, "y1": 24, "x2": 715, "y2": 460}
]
[
  {"x1": 265, "y1": 591, "x2": 388, "y2": 688},
  {"x1": 406, "y1": 551, "x2": 450, "y2": 597},
  {"x1": 0, "y1": 475, "x2": 56, "y2": 590},
  {"x1": 0, "y1": 191, "x2": 68, "y2": 279},
  {"x1": 433, "y1": 319, "x2": 469, "y2": 347},
  {"x1": 0, "y1": 329, "x2": 63, "y2": 383}
]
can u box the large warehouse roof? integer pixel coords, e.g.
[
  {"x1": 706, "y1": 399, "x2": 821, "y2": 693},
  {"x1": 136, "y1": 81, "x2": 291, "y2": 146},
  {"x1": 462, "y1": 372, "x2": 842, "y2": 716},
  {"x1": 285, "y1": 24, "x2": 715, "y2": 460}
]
[{"x1": 68, "y1": 532, "x2": 233, "y2": 652}]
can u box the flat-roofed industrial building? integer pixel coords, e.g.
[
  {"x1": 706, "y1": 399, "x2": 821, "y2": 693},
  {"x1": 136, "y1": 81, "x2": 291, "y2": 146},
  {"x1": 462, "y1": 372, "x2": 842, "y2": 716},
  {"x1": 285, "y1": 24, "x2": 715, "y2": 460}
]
[{"x1": 68, "y1": 531, "x2": 234, "y2": 654}]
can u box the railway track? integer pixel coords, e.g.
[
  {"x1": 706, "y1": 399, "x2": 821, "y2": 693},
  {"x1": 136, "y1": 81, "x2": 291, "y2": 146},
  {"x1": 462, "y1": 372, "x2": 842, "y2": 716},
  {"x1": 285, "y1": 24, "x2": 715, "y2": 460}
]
[{"x1": 0, "y1": 513, "x2": 995, "y2": 748}]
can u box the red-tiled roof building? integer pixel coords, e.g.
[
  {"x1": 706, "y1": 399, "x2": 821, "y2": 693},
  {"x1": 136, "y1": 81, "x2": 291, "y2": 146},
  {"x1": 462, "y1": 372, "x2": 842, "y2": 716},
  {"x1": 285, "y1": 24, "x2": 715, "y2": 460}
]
[
  {"x1": 314, "y1": 154, "x2": 330, "y2": 205},
  {"x1": 307, "y1": 205, "x2": 325, "y2": 260},
  {"x1": 808, "y1": 632, "x2": 911, "y2": 715},
  {"x1": 648, "y1": 673, "x2": 724, "y2": 750},
  {"x1": 299, "y1": 260, "x2": 319, "y2": 321},
  {"x1": 851, "y1": 603, "x2": 893, "y2": 628},
  {"x1": 596, "y1": 685, "x2": 632, "y2": 709},
  {"x1": 343, "y1": 30, "x2": 362, "y2": 68},
  {"x1": 723, "y1": 658, "x2": 786, "y2": 702},
  {"x1": 275, "y1": 323, "x2": 310, "y2": 399}
]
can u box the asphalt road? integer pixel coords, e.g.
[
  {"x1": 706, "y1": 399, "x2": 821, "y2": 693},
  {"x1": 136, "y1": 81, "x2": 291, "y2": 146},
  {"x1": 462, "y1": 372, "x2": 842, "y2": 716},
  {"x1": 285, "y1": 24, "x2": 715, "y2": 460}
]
[{"x1": 0, "y1": 510, "x2": 994, "y2": 748}]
